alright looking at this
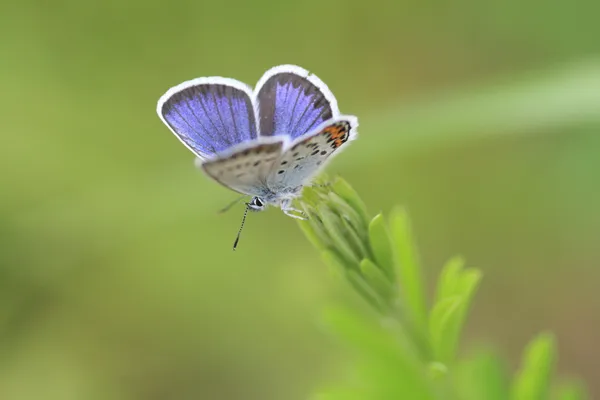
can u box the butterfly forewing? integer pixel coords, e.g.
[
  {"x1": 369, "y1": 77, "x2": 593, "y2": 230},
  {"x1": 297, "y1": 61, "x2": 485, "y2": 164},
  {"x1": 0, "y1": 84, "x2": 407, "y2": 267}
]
[
  {"x1": 255, "y1": 65, "x2": 338, "y2": 140},
  {"x1": 158, "y1": 79, "x2": 257, "y2": 159},
  {"x1": 266, "y1": 117, "x2": 357, "y2": 191},
  {"x1": 201, "y1": 140, "x2": 284, "y2": 196}
]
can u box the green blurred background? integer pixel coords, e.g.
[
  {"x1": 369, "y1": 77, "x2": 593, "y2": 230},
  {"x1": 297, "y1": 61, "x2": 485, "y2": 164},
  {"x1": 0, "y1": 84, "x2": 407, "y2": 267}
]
[{"x1": 1, "y1": 0, "x2": 599, "y2": 398}]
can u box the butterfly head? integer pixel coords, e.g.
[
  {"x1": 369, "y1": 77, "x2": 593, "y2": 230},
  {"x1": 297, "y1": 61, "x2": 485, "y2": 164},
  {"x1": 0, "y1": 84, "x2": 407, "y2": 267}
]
[{"x1": 247, "y1": 196, "x2": 266, "y2": 212}]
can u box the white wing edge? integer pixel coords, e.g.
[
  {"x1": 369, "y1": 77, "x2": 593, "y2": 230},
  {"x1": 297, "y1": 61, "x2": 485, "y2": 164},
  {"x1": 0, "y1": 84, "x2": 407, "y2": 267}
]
[
  {"x1": 252, "y1": 64, "x2": 341, "y2": 138},
  {"x1": 156, "y1": 76, "x2": 255, "y2": 161}
]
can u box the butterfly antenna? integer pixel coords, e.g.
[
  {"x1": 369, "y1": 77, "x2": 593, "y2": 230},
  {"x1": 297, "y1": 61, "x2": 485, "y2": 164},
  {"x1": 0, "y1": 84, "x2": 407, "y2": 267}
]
[
  {"x1": 218, "y1": 196, "x2": 246, "y2": 214},
  {"x1": 232, "y1": 203, "x2": 250, "y2": 251}
]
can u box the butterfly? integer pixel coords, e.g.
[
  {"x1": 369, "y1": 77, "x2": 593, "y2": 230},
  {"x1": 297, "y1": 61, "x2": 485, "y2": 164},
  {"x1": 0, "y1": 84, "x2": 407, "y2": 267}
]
[{"x1": 156, "y1": 64, "x2": 358, "y2": 249}]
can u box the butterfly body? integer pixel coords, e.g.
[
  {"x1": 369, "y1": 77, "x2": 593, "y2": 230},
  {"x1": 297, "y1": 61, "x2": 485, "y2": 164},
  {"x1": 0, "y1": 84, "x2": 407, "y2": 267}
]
[{"x1": 157, "y1": 65, "x2": 358, "y2": 219}]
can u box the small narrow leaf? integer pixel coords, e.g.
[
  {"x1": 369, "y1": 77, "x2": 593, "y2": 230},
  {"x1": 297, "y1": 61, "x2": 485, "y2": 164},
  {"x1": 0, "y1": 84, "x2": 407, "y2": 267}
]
[
  {"x1": 428, "y1": 361, "x2": 448, "y2": 380},
  {"x1": 298, "y1": 218, "x2": 329, "y2": 251},
  {"x1": 360, "y1": 258, "x2": 395, "y2": 300},
  {"x1": 454, "y1": 348, "x2": 509, "y2": 400},
  {"x1": 511, "y1": 332, "x2": 557, "y2": 400},
  {"x1": 301, "y1": 206, "x2": 333, "y2": 249},
  {"x1": 368, "y1": 213, "x2": 395, "y2": 280},
  {"x1": 346, "y1": 269, "x2": 388, "y2": 312},
  {"x1": 321, "y1": 249, "x2": 349, "y2": 280},
  {"x1": 390, "y1": 207, "x2": 428, "y2": 339},
  {"x1": 440, "y1": 268, "x2": 482, "y2": 363},
  {"x1": 300, "y1": 186, "x2": 320, "y2": 207},
  {"x1": 341, "y1": 217, "x2": 370, "y2": 260},
  {"x1": 435, "y1": 256, "x2": 465, "y2": 303},
  {"x1": 431, "y1": 257, "x2": 481, "y2": 364},
  {"x1": 319, "y1": 205, "x2": 360, "y2": 266},
  {"x1": 332, "y1": 178, "x2": 370, "y2": 228},
  {"x1": 429, "y1": 296, "x2": 462, "y2": 362},
  {"x1": 327, "y1": 192, "x2": 368, "y2": 237}
]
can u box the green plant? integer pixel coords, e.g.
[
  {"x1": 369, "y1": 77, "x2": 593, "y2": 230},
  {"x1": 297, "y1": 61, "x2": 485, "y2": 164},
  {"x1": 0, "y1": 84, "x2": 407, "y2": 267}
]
[{"x1": 298, "y1": 177, "x2": 588, "y2": 400}]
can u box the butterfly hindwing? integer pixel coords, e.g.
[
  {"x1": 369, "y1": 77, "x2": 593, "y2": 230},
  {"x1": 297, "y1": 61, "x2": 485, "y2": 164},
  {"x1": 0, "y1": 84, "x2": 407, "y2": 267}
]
[
  {"x1": 267, "y1": 117, "x2": 357, "y2": 191},
  {"x1": 158, "y1": 78, "x2": 257, "y2": 160},
  {"x1": 255, "y1": 65, "x2": 339, "y2": 140},
  {"x1": 201, "y1": 140, "x2": 285, "y2": 196}
]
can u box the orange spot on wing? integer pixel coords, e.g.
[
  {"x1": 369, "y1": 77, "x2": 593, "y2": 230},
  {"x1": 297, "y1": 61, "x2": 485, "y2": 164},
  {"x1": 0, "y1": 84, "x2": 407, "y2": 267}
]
[
  {"x1": 323, "y1": 123, "x2": 349, "y2": 148},
  {"x1": 301, "y1": 122, "x2": 350, "y2": 148}
]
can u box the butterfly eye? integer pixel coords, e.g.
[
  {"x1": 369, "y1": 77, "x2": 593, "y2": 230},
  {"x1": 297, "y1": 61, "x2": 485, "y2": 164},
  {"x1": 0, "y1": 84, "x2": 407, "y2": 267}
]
[{"x1": 247, "y1": 196, "x2": 265, "y2": 211}]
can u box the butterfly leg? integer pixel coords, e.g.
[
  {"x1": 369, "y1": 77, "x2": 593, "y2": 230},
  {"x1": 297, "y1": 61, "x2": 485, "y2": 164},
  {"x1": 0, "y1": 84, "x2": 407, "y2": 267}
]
[
  {"x1": 307, "y1": 177, "x2": 334, "y2": 189},
  {"x1": 283, "y1": 208, "x2": 308, "y2": 220},
  {"x1": 280, "y1": 198, "x2": 308, "y2": 220},
  {"x1": 217, "y1": 195, "x2": 247, "y2": 214}
]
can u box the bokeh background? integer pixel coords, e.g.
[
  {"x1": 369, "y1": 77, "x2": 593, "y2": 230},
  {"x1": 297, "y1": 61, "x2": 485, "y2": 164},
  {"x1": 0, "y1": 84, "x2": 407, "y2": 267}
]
[{"x1": 1, "y1": 0, "x2": 599, "y2": 399}]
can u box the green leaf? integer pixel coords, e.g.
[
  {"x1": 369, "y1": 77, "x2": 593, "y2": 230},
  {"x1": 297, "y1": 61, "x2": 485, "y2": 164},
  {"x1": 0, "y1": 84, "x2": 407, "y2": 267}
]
[
  {"x1": 321, "y1": 306, "x2": 406, "y2": 360},
  {"x1": 298, "y1": 218, "x2": 329, "y2": 251},
  {"x1": 340, "y1": 217, "x2": 370, "y2": 261},
  {"x1": 359, "y1": 258, "x2": 395, "y2": 301},
  {"x1": 389, "y1": 207, "x2": 428, "y2": 340},
  {"x1": 321, "y1": 251, "x2": 387, "y2": 312},
  {"x1": 327, "y1": 191, "x2": 368, "y2": 238},
  {"x1": 301, "y1": 204, "x2": 333, "y2": 249},
  {"x1": 319, "y1": 205, "x2": 360, "y2": 266},
  {"x1": 428, "y1": 361, "x2": 448, "y2": 380},
  {"x1": 435, "y1": 256, "x2": 465, "y2": 303},
  {"x1": 443, "y1": 268, "x2": 481, "y2": 363},
  {"x1": 429, "y1": 296, "x2": 463, "y2": 363},
  {"x1": 511, "y1": 332, "x2": 557, "y2": 400},
  {"x1": 321, "y1": 306, "x2": 436, "y2": 400},
  {"x1": 454, "y1": 348, "x2": 509, "y2": 400},
  {"x1": 331, "y1": 178, "x2": 370, "y2": 228},
  {"x1": 346, "y1": 269, "x2": 388, "y2": 312},
  {"x1": 368, "y1": 213, "x2": 395, "y2": 280},
  {"x1": 321, "y1": 249, "x2": 349, "y2": 280},
  {"x1": 431, "y1": 257, "x2": 482, "y2": 364},
  {"x1": 299, "y1": 184, "x2": 323, "y2": 208}
]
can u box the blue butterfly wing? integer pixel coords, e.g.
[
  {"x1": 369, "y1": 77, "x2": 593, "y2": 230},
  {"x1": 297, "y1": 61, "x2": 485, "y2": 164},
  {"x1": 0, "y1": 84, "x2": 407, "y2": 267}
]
[
  {"x1": 255, "y1": 65, "x2": 339, "y2": 140},
  {"x1": 157, "y1": 78, "x2": 257, "y2": 159}
]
